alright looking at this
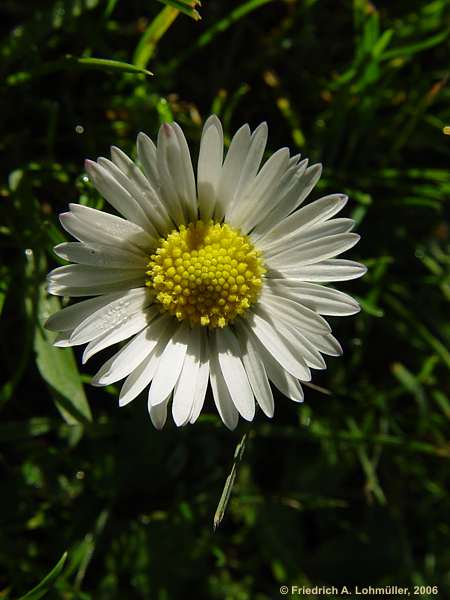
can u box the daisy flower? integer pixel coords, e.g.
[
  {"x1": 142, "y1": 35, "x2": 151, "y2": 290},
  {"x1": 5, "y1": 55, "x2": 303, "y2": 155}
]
[{"x1": 46, "y1": 116, "x2": 366, "y2": 430}]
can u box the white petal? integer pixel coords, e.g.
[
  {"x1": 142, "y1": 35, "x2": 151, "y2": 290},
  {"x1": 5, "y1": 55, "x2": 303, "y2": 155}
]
[
  {"x1": 234, "y1": 323, "x2": 274, "y2": 417},
  {"x1": 189, "y1": 333, "x2": 210, "y2": 424},
  {"x1": 47, "y1": 280, "x2": 145, "y2": 297},
  {"x1": 101, "y1": 152, "x2": 171, "y2": 236},
  {"x1": 53, "y1": 332, "x2": 72, "y2": 347},
  {"x1": 264, "y1": 357, "x2": 304, "y2": 402},
  {"x1": 289, "y1": 153, "x2": 302, "y2": 166},
  {"x1": 209, "y1": 336, "x2": 239, "y2": 430},
  {"x1": 225, "y1": 122, "x2": 268, "y2": 219},
  {"x1": 259, "y1": 288, "x2": 331, "y2": 333},
  {"x1": 137, "y1": 132, "x2": 160, "y2": 189},
  {"x1": 215, "y1": 328, "x2": 255, "y2": 421},
  {"x1": 172, "y1": 327, "x2": 202, "y2": 426},
  {"x1": 274, "y1": 259, "x2": 367, "y2": 282},
  {"x1": 45, "y1": 292, "x2": 125, "y2": 332},
  {"x1": 264, "y1": 312, "x2": 326, "y2": 370},
  {"x1": 227, "y1": 147, "x2": 290, "y2": 230},
  {"x1": 246, "y1": 330, "x2": 304, "y2": 402},
  {"x1": 283, "y1": 163, "x2": 322, "y2": 213},
  {"x1": 197, "y1": 115, "x2": 224, "y2": 222},
  {"x1": 48, "y1": 264, "x2": 144, "y2": 286},
  {"x1": 266, "y1": 233, "x2": 360, "y2": 269},
  {"x1": 60, "y1": 205, "x2": 154, "y2": 253},
  {"x1": 148, "y1": 321, "x2": 189, "y2": 407},
  {"x1": 85, "y1": 160, "x2": 154, "y2": 232},
  {"x1": 148, "y1": 393, "x2": 171, "y2": 430},
  {"x1": 267, "y1": 280, "x2": 360, "y2": 316},
  {"x1": 119, "y1": 352, "x2": 160, "y2": 407},
  {"x1": 82, "y1": 310, "x2": 156, "y2": 363},
  {"x1": 119, "y1": 322, "x2": 177, "y2": 406},
  {"x1": 99, "y1": 154, "x2": 160, "y2": 238},
  {"x1": 171, "y1": 122, "x2": 198, "y2": 222},
  {"x1": 156, "y1": 123, "x2": 191, "y2": 224},
  {"x1": 264, "y1": 218, "x2": 355, "y2": 260},
  {"x1": 47, "y1": 264, "x2": 144, "y2": 296},
  {"x1": 239, "y1": 310, "x2": 311, "y2": 381},
  {"x1": 257, "y1": 299, "x2": 327, "y2": 369},
  {"x1": 255, "y1": 193, "x2": 348, "y2": 250},
  {"x1": 91, "y1": 314, "x2": 171, "y2": 386},
  {"x1": 241, "y1": 159, "x2": 307, "y2": 233},
  {"x1": 69, "y1": 288, "x2": 154, "y2": 345},
  {"x1": 54, "y1": 242, "x2": 148, "y2": 269},
  {"x1": 214, "y1": 124, "x2": 251, "y2": 221},
  {"x1": 301, "y1": 330, "x2": 343, "y2": 357}
]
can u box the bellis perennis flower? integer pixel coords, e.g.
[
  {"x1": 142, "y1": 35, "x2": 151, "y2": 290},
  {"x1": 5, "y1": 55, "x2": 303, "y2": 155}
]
[{"x1": 46, "y1": 116, "x2": 366, "y2": 430}]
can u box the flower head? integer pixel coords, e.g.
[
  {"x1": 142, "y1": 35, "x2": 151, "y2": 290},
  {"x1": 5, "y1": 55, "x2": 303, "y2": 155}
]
[{"x1": 46, "y1": 116, "x2": 366, "y2": 429}]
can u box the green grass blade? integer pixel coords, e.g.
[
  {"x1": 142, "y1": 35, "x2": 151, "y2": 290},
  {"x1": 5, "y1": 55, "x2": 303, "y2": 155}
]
[
  {"x1": 17, "y1": 552, "x2": 68, "y2": 600},
  {"x1": 214, "y1": 432, "x2": 248, "y2": 531},
  {"x1": 382, "y1": 29, "x2": 449, "y2": 60},
  {"x1": 157, "y1": 0, "x2": 201, "y2": 20},
  {"x1": 68, "y1": 56, "x2": 153, "y2": 76},
  {"x1": 133, "y1": 6, "x2": 179, "y2": 69},
  {"x1": 35, "y1": 290, "x2": 92, "y2": 425}
]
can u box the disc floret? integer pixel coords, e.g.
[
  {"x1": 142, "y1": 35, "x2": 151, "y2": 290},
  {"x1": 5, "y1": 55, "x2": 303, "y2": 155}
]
[{"x1": 146, "y1": 220, "x2": 265, "y2": 328}]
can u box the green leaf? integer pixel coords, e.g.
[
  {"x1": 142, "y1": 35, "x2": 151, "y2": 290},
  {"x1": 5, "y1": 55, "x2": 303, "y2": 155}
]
[
  {"x1": 382, "y1": 29, "x2": 448, "y2": 60},
  {"x1": 392, "y1": 362, "x2": 426, "y2": 408},
  {"x1": 35, "y1": 289, "x2": 92, "y2": 425},
  {"x1": 133, "y1": 6, "x2": 179, "y2": 68},
  {"x1": 17, "y1": 551, "x2": 68, "y2": 600},
  {"x1": 213, "y1": 432, "x2": 248, "y2": 531},
  {"x1": 165, "y1": 0, "x2": 274, "y2": 71},
  {"x1": 6, "y1": 56, "x2": 152, "y2": 86},
  {"x1": 0, "y1": 266, "x2": 11, "y2": 319},
  {"x1": 157, "y1": 0, "x2": 201, "y2": 21},
  {"x1": 197, "y1": 0, "x2": 273, "y2": 49},
  {"x1": 67, "y1": 55, "x2": 153, "y2": 76}
]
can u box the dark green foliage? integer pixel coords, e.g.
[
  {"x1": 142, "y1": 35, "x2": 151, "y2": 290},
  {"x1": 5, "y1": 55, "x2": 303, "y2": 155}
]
[{"x1": 0, "y1": 1, "x2": 449, "y2": 598}]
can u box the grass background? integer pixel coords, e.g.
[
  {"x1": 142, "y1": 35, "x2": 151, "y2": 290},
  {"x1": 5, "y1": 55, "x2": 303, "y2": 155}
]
[{"x1": 0, "y1": 0, "x2": 449, "y2": 598}]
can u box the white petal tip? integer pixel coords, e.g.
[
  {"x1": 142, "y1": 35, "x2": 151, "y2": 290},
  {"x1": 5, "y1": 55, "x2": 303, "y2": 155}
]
[
  {"x1": 240, "y1": 408, "x2": 256, "y2": 422},
  {"x1": 204, "y1": 114, "x2": 221, "y2": 126},
  {"x1": 84, "y1": 159, "x2": 96, "y2": 172},
  {"x1": 53, "y1": 340, "x2": 71, "y2": 348},
  {"x1": 43, "y1": 316, "x2": 53, "y2": 330},
  {"x1": 119, "y1": 397, "x2": 133, "y2": 407},
  {"x1": 257, "y1": 121, "x2": 268, "y2": 132},
  {"x1": 224, "y1": 421, "x2": 238, "y2": 431},
  {"x1": 91, "y1": 374, "x2": 109, "y2": 387},
  {"x1": 161, "y1": 122, "x2": 173, "y2": 137},
  {"x1": 58, "y1": 212, "x2": 71, "y2": 225}
]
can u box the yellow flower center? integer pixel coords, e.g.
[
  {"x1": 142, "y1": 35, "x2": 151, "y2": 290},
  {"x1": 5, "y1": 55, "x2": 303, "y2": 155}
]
[{"x1": 146, "y1": 221, "x2": 265, "y2": 328}]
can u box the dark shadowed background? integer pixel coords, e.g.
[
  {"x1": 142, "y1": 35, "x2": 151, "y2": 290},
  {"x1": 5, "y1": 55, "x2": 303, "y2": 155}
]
[{"x1": 0, "y1": 0, "x2": 449, "y2": 598}]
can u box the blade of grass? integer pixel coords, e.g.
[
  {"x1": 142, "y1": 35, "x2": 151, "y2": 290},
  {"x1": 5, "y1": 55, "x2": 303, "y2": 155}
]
[
  {"x1": 157, "y1": 0, "x2": 201, "y2": 21},
  {"x1": 133, "y1": 6, "x2": 179, "y2": 69},
  {"x1": 17, "y1": 552, "x2": 68, "y2": 600},
  {"x1": 256, "y1": 424, "x2": 450, "y2": 458},
  {"x1": 6, "y1": 56, "x2": 152, "y2": 87},
  {"x1": 35, "y1": 287, "x2": 92, "y2": 425},
  {"x1": 167, "y1": 0, "x2": 274, "y2": 71},
  {"x1": 214, "y1": 431, "x2": 248, "y2": 531}
]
